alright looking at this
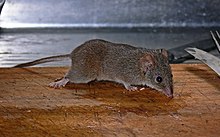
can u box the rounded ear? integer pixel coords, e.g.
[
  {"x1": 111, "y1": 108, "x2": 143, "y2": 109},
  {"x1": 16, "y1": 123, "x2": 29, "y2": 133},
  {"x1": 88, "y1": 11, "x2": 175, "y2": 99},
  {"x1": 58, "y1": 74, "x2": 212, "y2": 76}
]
[
  {"x1": 140, "y1": 54, "x2": 155, "y2": 74},
  {"x1": 160, "y1": 49, "x2": 168, "y2": 58}
]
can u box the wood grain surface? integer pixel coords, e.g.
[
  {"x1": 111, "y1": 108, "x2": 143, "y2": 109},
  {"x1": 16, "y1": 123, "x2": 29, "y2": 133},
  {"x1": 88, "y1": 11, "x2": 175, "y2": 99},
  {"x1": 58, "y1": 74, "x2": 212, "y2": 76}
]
[{"x1": 0, "y1": 64, "x2": 219, "y2": 137}]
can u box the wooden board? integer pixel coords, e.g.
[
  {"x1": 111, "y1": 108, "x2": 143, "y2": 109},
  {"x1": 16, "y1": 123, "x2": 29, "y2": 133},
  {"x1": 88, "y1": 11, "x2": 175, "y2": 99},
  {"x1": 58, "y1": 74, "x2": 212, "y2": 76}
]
[{"x1": 0, "y1": 64, "x2": 220, "y2": 137}]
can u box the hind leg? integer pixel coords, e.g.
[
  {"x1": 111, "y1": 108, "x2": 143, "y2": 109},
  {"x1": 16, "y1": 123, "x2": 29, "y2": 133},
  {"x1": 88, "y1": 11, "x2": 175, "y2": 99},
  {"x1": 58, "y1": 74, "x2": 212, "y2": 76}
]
[
  {"x1": 48, "y1": 71, "x2": 71, "y2": 88},
  {"x1": 49, "y1": 65, "x2": 97, "y2": 88},
  {"x1": 49, "y1": 77, "x2": 70, "y2": 88},
  {"x1": 48, "y1": 66, "x2": 95, "y2": 88},
  {"x1": 65, "y1": 68, "x2": 97, "y2": 84}
]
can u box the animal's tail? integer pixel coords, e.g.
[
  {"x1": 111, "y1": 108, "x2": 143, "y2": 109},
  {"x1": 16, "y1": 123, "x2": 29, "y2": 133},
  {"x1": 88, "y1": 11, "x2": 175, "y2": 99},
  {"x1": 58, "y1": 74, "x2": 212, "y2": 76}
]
[{"x1": 13, "y1": 54, "x2": 70, "y2": 68}]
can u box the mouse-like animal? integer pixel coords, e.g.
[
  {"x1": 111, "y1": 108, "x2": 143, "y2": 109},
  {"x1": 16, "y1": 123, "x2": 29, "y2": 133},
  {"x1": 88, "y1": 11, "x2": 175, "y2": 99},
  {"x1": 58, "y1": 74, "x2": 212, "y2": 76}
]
[{"x1": 14, "y1": 39, "x2": 173, "y2": 98}]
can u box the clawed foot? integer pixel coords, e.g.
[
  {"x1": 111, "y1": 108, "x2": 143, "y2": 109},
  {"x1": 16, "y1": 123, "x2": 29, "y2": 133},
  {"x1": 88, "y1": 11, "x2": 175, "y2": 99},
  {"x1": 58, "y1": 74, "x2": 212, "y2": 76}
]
[{"x1": 49, "y1": 78, "x2": 70, "y2": 88}]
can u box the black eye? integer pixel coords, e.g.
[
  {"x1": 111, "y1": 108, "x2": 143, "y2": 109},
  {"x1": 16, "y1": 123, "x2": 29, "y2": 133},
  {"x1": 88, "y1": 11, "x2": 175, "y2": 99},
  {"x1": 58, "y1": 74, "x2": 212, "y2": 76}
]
[{"x1": 155, "y1": 76, "x2": 163, "y2": 83}]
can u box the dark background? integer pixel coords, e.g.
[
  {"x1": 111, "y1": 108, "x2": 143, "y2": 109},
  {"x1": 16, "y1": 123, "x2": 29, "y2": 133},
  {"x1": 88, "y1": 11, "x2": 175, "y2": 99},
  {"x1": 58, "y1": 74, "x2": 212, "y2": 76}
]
[{"x1": 1, "y1": 0, "x2": 219, "y2": 28}]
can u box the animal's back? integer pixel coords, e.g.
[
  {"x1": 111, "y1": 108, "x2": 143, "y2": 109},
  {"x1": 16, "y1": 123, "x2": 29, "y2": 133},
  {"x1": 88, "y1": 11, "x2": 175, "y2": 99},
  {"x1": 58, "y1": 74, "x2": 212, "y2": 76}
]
[{"x1": 70, "y1": 39, "x2": 138, "y2": 63}]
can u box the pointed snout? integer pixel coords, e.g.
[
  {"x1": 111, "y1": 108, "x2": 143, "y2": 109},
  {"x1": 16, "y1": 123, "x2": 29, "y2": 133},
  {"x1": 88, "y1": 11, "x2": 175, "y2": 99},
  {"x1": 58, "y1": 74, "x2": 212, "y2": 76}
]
[{"x1": 163, "y1": 87, "x2": 173, "y2": 98}]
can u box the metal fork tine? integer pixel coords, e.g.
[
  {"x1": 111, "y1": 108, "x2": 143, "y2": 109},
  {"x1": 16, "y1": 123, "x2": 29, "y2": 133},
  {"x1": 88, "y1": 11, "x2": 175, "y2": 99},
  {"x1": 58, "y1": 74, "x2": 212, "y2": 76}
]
[
  {"x1": 215, "y1": 31, "x2": 220, "y2": 52},
  {"x1": 216, "y1": 31, "x2": 220, "y2": 40},
  {"x1": 210, "y1": 31, "x2": 220, "y2": 52}
]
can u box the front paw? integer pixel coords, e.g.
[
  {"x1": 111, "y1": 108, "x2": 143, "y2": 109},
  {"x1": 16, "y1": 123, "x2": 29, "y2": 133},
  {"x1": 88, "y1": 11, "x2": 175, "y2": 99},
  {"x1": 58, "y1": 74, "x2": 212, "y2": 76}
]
[{"x1": 125, "y1": 85, "x2": 138, "y2": 91}]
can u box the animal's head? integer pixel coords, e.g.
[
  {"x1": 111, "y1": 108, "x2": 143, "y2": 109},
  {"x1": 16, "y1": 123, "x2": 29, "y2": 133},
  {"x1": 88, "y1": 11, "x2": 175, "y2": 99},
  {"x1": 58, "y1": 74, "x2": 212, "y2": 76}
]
[{"x1": 140, "y1": 49, "x2": 173, "y2": 98}]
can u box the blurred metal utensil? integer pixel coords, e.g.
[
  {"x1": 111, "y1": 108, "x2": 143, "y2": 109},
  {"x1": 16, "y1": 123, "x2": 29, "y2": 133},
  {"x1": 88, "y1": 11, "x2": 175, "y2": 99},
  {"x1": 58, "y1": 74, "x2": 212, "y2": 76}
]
[
  {"x1": 168, "y1": 38, "x2": 216, "y2": 63},
  {"x1": 210, "y1": 31, "x2": 220, "y2": 53},
  {"x1": 185, "y1": 31, "x2": 220, "y2": 76},
  {"x1": 0, "y1": 0, "x2": 5, "y2": 14}
]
